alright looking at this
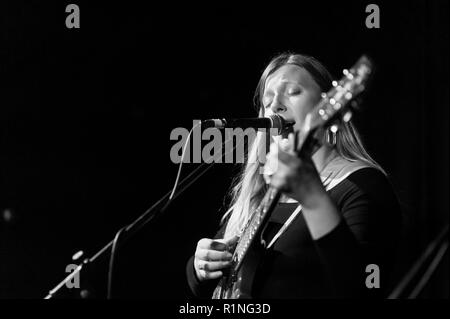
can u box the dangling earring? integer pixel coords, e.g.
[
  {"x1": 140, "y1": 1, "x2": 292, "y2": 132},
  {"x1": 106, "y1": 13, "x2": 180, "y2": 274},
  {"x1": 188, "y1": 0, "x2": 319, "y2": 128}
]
[{"x1": 326, "y1": 125, "x2": 338, "y2": 146}]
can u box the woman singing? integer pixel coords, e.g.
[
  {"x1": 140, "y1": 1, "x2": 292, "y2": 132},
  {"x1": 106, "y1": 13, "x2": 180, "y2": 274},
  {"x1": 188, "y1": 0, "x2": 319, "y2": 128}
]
[{"x1": 186, "y1": 53, "x2": 402, "y2": 298}]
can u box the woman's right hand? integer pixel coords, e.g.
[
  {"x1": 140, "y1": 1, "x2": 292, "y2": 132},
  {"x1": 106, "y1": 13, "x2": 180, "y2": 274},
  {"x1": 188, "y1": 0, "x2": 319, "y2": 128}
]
[{"x1": 194, "y1": 236, "x2": 238, "y2": 282}]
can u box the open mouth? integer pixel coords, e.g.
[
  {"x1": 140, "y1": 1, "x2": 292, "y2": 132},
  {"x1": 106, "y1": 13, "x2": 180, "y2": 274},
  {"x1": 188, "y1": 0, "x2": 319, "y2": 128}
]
[{"x1": 281, "y1": 121, "x2": 295, "y2": 138}]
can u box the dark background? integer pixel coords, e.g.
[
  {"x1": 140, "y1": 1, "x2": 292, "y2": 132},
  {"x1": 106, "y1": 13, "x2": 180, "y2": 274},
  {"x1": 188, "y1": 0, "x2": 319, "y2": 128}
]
[{"x1": 0, "y1": 1, "x2": 448, "y2": 299}]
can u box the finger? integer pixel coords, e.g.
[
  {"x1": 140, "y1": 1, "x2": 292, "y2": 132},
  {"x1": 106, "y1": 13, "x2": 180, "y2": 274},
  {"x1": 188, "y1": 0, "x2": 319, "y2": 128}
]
[
  {"x1": 279, "y1": 137, "x2": 291, "y2": 152},
  {"x1": 198, "y1": 260, "x2": 232, "y2": 272},
  {"x1": 269, "y1": 142, "x2": 278, "y2": 155},
  {"x1": 268, "y1": 151, "x2": 292, "y2": 173},
  {"x1": 197, "y1": 238, "x2": 213, "y2": 249},
  {"x1": 266, "y1": 149, "x2": 277, "y2": 162},
  {"x1": 264, "y1": 153, "x2": 278, "y2": 176},
  {"x1": 195, "y1": 248, "x2": 233, "y2": 261},
  {"x1": 270, "y1": 172, "x2": 292, "y2": 193},
  {"x1": 216, "y1": 235, "x2": 239, "y2": 252},
  {"x1": 199, "y1": 270, "x2": 223, "y2": 280},
  {"x1": 197, "y1": 238, "x2": 228, "y2": 251},
  {"x1": 270, "y1": 173, "x2": 283, "y2": 190},
  {"x1": 210, "y1": 240, "x2": 229, "y2": 251},
  {"x1": 223, "y1": 235, "x2": 239, "y2": 246}
]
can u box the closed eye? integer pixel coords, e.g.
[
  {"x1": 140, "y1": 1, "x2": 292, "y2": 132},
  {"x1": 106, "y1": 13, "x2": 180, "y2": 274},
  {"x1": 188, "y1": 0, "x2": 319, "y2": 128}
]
[
  {"x1": 263, "y1": 101, "x2": 272, "y2": 109},
  {"x1": 288, "y1": 89, "x2": 301, "y2": 95}
]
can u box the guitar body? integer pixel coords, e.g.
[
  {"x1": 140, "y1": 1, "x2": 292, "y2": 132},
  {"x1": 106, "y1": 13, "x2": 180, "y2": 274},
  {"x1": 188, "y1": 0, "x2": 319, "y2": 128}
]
[{"x1": 213, "y1": 233, "x2": 265, "y2": 299}]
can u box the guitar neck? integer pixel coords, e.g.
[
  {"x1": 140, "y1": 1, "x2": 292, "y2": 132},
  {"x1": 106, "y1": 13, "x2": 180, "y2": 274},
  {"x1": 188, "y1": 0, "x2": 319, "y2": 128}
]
[
  {"x1": 232, "y1": 186, "x2": 281, "y2": 272},
  {"x1": 231, "y1": 130, "x2": 321, "y2": 272}
]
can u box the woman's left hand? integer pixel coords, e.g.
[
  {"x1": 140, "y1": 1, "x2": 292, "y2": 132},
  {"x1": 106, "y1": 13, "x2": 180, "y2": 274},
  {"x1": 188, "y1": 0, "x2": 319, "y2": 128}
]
[{"x1": 264, "y1": 134, "x2": 328, "y2": 210}]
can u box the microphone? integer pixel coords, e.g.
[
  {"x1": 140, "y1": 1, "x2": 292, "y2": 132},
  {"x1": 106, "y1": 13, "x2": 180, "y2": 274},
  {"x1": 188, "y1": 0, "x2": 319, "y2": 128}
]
[{"x1": 202, "y1": 114, "x2": 292, "y2": 135}]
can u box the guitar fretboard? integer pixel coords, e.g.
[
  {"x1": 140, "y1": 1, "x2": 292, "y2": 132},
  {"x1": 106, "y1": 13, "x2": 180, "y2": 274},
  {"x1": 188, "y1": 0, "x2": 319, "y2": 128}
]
[{"x1": 232, "y1": 186, "x2": 279, "y2": 272}]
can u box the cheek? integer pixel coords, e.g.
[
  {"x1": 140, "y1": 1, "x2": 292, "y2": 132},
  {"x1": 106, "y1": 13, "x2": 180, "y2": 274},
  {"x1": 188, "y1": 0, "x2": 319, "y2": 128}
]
[{"x1": 290, "y1": 95, "x2": 317, "y2": 122}]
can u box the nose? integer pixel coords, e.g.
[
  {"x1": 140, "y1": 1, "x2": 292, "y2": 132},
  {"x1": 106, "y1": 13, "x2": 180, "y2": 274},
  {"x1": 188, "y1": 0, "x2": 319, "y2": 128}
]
[{"x1": 270, "y1": 94, "x2": 287, "y2": 114}]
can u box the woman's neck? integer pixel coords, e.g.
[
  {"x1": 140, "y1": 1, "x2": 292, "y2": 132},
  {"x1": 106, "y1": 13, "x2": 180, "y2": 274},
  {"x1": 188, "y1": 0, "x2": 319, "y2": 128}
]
[
  {"x1": 279, "y1": 145, "x2": 340, "y2": 204},
  {"x1": 312, "y1": 145, "x2": 339, "y2": 174}
]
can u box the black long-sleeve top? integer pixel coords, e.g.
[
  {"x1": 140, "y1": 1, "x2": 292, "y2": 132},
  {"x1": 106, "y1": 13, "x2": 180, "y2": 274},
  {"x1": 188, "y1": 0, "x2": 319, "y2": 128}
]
[{"x1": 186, "y1": 167, "x2": 402, "y2": 299}]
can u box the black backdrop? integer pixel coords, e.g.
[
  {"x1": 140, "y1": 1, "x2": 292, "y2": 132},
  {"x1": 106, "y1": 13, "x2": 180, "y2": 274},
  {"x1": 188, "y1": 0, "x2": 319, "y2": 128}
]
[{"x1": 0, "y1": 1, "x2": 448, "y2": 298}]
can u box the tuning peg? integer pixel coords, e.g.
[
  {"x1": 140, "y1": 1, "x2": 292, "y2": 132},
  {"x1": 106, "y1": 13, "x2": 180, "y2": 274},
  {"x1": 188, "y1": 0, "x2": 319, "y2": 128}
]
[
  {"x1": 72, "y1": 250, "x2": 84, "y2": 261},
  {"x1": 321, "y1": 92, "x2": 327, "y2": 99},
  {"x1": 330, "y1": 124, "x2": 339, "y2": 133},
  {"x1": 343, "y1": 68, "x2": 354, "y2": 80},
  {"x1": 333, "y1": 102, "x2": 342, "y2": 110},
  {"x1": 332, "y1": 80, "x2": 338, "y2": 87},
  {"x1": 343, "y1": 111, "x2": 352, "y2": 122}
]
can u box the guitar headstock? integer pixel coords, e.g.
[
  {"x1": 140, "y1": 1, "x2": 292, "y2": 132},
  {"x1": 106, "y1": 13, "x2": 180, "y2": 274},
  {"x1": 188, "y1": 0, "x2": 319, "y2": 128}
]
[{"x1": 302, "y1": 55, "x2": 373, "y2": 137}]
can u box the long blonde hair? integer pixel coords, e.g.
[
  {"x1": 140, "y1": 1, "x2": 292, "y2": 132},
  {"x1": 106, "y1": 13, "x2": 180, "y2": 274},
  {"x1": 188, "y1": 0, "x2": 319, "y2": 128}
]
[{"x1": 222, "y1": 53, "x2": 384, "y2": 239}]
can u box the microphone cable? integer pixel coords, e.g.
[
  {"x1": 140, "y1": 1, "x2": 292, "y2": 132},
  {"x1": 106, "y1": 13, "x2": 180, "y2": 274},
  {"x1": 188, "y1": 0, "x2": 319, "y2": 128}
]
[{"x1": 107, "y1": 120, "x2": 249, "y2": 298}]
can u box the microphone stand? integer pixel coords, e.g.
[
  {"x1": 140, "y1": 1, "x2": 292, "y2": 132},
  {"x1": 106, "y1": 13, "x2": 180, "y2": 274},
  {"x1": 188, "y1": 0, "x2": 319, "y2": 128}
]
[
  {"x1": 44, "y1": 121, "x2": 253, "y2": 299},
  {"x1": 44, "y1": 154, "x2": 217, "y2": 299},
  {"x1": 388, "y1": 224, "x2": 449, "y2": 299},
  {"x1": 44, "y1": 118, "x2": 281, "y2": 299}
]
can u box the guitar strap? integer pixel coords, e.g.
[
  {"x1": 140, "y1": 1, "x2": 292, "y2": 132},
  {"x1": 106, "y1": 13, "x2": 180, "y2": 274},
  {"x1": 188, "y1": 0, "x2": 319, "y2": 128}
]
[{"x1": 265, "y1": 164, "x2": 369, "y2": 249}]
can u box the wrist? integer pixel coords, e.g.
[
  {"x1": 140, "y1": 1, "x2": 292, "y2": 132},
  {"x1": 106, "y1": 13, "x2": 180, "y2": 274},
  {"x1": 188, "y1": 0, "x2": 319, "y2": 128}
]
[
  {"x1": 290, "y1": 177, "x2": 328, "y2": 209},
  {"x1": 301, "y1": 193, "x2": 342, "y2": 240},
  {"x1": 302, "y1": 187, "x2": 331, "y2": 210}
]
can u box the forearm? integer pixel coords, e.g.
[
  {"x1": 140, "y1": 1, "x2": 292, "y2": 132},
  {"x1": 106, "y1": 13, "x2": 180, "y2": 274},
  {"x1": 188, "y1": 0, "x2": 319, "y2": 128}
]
[
  {"x1": 313, "y1": 220, "x2": 366, "y2": 298},
  {"x1": 302, "y1": 192, "x2": 366, "y2": 297},
  {"x1": 300, "y1": 191, "x2": 342, "y2": 240}
]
